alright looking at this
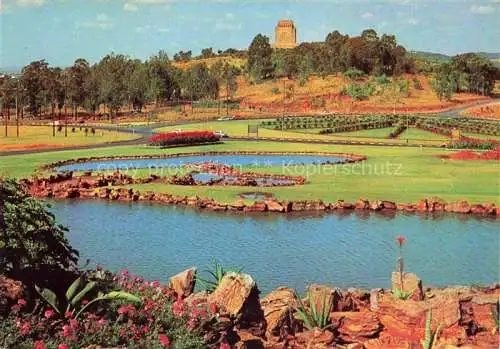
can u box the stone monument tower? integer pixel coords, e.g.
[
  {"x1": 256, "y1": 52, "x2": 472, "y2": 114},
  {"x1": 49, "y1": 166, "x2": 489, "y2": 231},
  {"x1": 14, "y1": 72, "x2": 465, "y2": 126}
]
[{"x1": 274, "y1": 20, "x2": 297, "y2": 49}]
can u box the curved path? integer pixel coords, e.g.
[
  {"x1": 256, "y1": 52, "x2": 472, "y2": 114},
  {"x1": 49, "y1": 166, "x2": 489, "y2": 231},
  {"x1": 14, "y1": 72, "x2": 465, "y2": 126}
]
[{"x1": 1, "y1": 98, "x2": 498, "y2": 157}]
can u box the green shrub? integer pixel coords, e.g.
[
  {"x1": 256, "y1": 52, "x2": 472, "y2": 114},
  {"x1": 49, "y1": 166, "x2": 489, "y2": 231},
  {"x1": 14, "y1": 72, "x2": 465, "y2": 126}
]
[{"x1": 295, "y1": 290, "x2": 332, "y2": 330}]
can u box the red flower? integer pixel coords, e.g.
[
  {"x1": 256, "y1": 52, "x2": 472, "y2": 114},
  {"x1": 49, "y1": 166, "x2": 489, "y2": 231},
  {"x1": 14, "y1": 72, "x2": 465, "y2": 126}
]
[
  {"x1": 34, "y1": 340, "x2": 46, "y2": 349},
  {"x1": 158, "y1": 334, "x2": 171, "y2": 348},
  {"x1": 18, "y1": 321, "x2": 32, "y2": 336},
  {"x1": 172, "y1": 297, "x2": 187, "y2": 316},
  {"x1": 209, "y1": 302, "x2": 218, "y2": 314},
  {"x1": 18, "y1": 298, "x2": 27, "y2": 306},
  {"x1": 44, "y1": 309, "x2": 56, "y2": 319},
  {"x1": 396, "y1": 235, "x2": 406, "y2": 247},
  {"x1": 151, "y1": 280, "x2": 160, "y2": 288},
  {"x1": 58, "y1": 344, "x2": 69, "y2": 349},
  {"x1": 220, "y1": 343, "x2": 231, "y2": 349},
  {"x1": 65, "y1": 311, "x2": 73, "y2": 318}
]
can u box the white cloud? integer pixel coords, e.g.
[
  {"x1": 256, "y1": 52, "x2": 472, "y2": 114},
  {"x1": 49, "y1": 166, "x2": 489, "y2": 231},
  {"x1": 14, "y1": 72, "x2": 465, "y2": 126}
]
[
  {"x1": 407, "y1": 17, "x2": 419, "y2": 25},
  {"x1": 16, "y1": 0, "x2": 45, "y2": 7},
  {"x1": 135, "y1": 24, "x2": 170, "y2": 33},
  {"x1": 361, "y1": 12, "x2": 374, "y2": 19},
  {"x1": 79, "y1": 13, "x2": 112, "y2": 30},
  {"x1": 123, "y1": 2, "x2": 138, "y2": 11},
  {"x1": 470, "y1": 5, "x2": 495, "y2": 15},
  {"x1": 214, "y1": 12, "x2": 241, "y2": 31}
]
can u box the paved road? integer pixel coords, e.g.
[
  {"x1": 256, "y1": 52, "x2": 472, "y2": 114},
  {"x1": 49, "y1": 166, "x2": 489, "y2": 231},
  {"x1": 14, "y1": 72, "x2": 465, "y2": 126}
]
[{"x1": 1, "y1": 98, "x2": 497, "y2": 157}]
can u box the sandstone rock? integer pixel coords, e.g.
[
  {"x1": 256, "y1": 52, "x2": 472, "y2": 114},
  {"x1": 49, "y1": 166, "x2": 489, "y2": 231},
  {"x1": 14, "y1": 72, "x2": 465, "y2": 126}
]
[
  {"x1": 470, "y1": 204, "x2": 488, "y2": 215},
  {"x1": 265, "y1": 200, "x2": 285, "y2": 213},
  {"x1": 304, "y1": 200, "x2": 326, "y2": 211},
  {"x1": 341, "y1": 201, "x2": 355, "y2": 209},
  {"x1": 417, "y1": 199, "x2": 428, "y2": 212},
  {"x1": 291, "y1": 201, "x2": 306, "y2": 211},
  {"x1": 402, "y1": 203, "x2": 417, "y2": 212},
  {"x1": 260, "y1": 287, "x2": 299, "y2": 340},
  {"x1": 186, "y1": 196, "x2": 199, "y2": 206},
  {"x1": 295, "y1": 328, "x2": 335, "y2": 348},
  {"x1": 428, "y1": 197, "x2": 447, "y2": 212},
  {"x1": 381, "y1": 200, "x2": 397, "y2": 210},
  {"x1": 235, "y1": 330, "x2": 265, "y2": 349},
  {"x1": 65, "y1": 187, "x2": 80, "y2": 199},
  {"x1": 370, "y1": 288, "x2": 382, "y2": 311},
  {"x1": 169, "y1": 267, "x2": 197, "y2": 298},
  {"x1": 445, "y1": 200, "x2": 471, "y2": 214},
  {"x1": 335, "y1": 288, "x2": 370, "y2": 312},
  {"x1": 330, "y1": 311, "x2": 382, "y2": 343},
  {"x1": 392, "y1": 272, "x2": 424, "y2": 301},
  {"x1": 243, "y1": 201, "x2": 267, "y2": 213},
  {"x1": 363, "y1": 333, "x2": 416, "y2": 349},
  {"x1": 370, "y1": 200, "x2": 383, "y2": 211},
  {"x1": 355, "y1": 199, "x2": 370, "y2": 210}
]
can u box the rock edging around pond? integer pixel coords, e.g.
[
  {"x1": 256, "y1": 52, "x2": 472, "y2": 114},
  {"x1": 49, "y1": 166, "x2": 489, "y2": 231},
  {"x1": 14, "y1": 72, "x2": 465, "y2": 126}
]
[{"x1": 22, "y1": 171, "x2": 499, "y2": 217}]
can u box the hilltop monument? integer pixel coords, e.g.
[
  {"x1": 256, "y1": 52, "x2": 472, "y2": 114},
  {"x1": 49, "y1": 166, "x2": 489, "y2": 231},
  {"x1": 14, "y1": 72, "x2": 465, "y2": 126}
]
[{"x1": 274, "y1": 19, "x2": 297, "y2": 49}]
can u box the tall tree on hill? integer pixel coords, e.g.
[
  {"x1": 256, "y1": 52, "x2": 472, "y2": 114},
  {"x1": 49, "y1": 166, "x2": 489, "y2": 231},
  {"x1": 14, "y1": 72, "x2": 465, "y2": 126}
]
[
  {"x1": 68, "y1": 58, "x2": 90, "y2": 119},
  {"x1": 147, "y1": 50, "x2": 178, "y2": 106},
  {"x1": 183, "y1": 63, "x2": 219, "y2": 100},
  {"x1": 21, "y1": 60, "x2": 50, "y2": 117},
  {"x1": 83, "y1": 65, "x2": 101, "y2": 117},
  {"x1": 96, "y1": 53, "x2": 131, "y2": 117},
  {"x1": 127, "y1": 59, "x2": 149, "y2": 112},
  {"x1": 247, "y1": 34, "x2": 274, "y2": 83}
]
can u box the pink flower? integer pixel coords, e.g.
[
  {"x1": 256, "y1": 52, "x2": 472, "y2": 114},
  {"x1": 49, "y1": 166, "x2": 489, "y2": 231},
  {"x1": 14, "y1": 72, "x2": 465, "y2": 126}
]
[
  {"x1": 396, "y1": 235, "x2": 406, "y2": 247},
  {"x1": 18, "y1": 299, "x2": 27, "y2": 306},
  {"x1": 34, "y1": 340, "x2": 46, "y2": 349},
  {"x1": 81, "y1": 299, "x2": 88, "y2": 305},
  {"x1": 158, "y1": 334, "x2": 171, "y2": 348},
  {"x1": 172, "y1": 297, "x2": 187, "y2": 316},
  {"x1": 65, "y1": 311, "x2": 73, "y2": 318},
  {"x1": 151, "y1": 280, "x2": 160, "y2": 288},
  {"x1": 220, "y1": 343, "x2": 231, "y2": 349},
  {"x1": 58, "y1": 344, "x2": 69, "y2": 349},
  {"x1": 44, "y1": 309, "x2": 56, "y2": 319},
  {"x1": 18, "y1": 321, "x2": 32, "y2": 336},
  {"x1": 209, "y1": 302, "x2": 218, "y2": 314}
]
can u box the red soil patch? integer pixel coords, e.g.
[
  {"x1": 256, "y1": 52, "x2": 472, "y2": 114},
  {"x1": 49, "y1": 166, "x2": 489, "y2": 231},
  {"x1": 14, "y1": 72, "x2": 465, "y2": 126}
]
[
  {"x1": 446, "y1": 149, "x2": 500, "y2": 160},
  {"x1": 0, "y1": 143, "x2": 65, "y2": 152}
]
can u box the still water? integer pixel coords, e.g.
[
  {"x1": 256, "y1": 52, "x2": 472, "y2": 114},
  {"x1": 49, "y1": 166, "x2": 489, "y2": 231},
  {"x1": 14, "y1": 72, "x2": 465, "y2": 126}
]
[{"x1": 50, "y1": 200, "x2": 499, "y2": 294}]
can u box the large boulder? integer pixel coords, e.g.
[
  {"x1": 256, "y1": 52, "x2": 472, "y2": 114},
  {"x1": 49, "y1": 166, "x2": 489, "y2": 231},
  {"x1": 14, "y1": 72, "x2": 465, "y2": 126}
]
[
  {"x1": 208, "y1": 273, "x2": 265, "y2": 335},
  {"x1": 265, "y1": 200, "x2": 285, "y2": 213},
  {"x1": 330, "y1": 311, "x2": 383, "y2": 343},
  {"x1": 169, "y1": 267, "x2": 197, "y2": 298},
  {"x1": 260, "y1": 287, "x2": 299, "y2": 341},
  {"x1": 391, "y1": 272, "x2": 424, "y2": 301}
]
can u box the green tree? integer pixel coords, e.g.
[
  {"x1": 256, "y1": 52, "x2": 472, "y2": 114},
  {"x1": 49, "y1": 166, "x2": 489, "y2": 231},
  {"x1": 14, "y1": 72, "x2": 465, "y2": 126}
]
[
  {"x1": 183, "y1": 63, "x2": 219, "y2": 100},
  {"x1": 127, "y1": 60, "x2": 149, "y2": 112},
  {"x1": 68, "y1": 58, "x2": 90, "y2": 119},
  {"x1": 20, "y1": 60, "x2": 50, "y2": 117},
  {"x1": 247, "y1": 34, "x2": 274, "y2": 82},
  {"x1": 147, "y1": 50, "x2": 178, "y2": 106},
  {"x1": 0, "y1": 178, "x2": 79, "y2": 285}
]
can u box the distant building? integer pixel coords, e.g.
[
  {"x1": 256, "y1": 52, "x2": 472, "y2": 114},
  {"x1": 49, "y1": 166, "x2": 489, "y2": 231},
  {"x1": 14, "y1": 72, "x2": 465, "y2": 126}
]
[{"x1": 274, "y1": 20, "x2": 297, "y2": 49}]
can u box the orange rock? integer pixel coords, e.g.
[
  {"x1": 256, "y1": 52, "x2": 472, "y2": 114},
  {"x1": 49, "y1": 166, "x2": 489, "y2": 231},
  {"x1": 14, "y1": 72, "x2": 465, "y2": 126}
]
[
  {"x1": 391, "y1": 272, "x2": 424, "y2": 301},
  {"x1": 169, "y1": 267, "x2": 197, "y2": 298},
  {"x1": 329, "y1": 311, "x2": 382, "y2": 343},
  {"x1": 260, "y1": 287, "x2": 299, "y2": 340}
]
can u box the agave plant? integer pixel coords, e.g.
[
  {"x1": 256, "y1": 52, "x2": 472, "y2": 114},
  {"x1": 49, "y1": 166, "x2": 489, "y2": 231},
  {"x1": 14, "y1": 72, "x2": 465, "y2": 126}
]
[
  {"x1": 294, "y1": 290, "x2": 332, "y2": 330},
  {"x1": 421, "y1": 309, "x2": 441, "y2": 349},
  {"x1": 36, "y1": 275, "x2": 141, "y2": 319},
  {"x1": 196, "y1": 258, "x2": 243, "y2": 293},
  {"x1": 393, "y1": 288, "x2": 414, "y2": 300}
]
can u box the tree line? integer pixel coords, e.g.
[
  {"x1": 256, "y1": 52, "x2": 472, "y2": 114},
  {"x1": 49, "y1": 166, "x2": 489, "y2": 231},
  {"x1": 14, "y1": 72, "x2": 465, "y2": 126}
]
[{"x1": 0, "y1": 50, "x2": 239, "y2": 119}]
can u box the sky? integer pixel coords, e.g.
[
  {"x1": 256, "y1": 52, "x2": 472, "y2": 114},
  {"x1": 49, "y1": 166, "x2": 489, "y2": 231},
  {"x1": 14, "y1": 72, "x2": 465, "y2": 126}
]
[{"x1": 0, "y1": 0, "x2": 499, "y2": 69}]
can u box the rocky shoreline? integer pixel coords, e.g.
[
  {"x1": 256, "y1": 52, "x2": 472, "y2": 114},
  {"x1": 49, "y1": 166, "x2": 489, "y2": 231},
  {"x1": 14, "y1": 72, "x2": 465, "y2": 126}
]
[{"x1": 22, "y1": 170, "x2": 500, "y2": 217}]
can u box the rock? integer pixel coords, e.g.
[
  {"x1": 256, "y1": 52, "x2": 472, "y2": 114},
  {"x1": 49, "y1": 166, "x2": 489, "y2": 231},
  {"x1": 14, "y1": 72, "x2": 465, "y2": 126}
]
[
  {"x1": 306, "y1": 285, "x2": 338, "y2": 315},
  {"x1": 243, "y1": 201, "x2": 267, "y2": 213},
  {"x1": 470, "y1": 204, "x2": 488, "y2": 215},
  {"x1": 402, "y1": 203, "x2": 417, "y2": 212},
  {"x1": 471, "y1": 294, "x2": 499, "y2": 334},
  {"x1": 260, "y1": 287, "x2": 299, "y2": 340},
  {"x1": 355, "y1": 199, "x2": 370, "y2": 210},
  {"x1": 335, "y1": 288, "x2": 370, "y2": 312},
  {"x1": 427, "y1": 197, "x2": 447, "y2": 212},
  {"x1": 445, "y1": 200, "x2": 471, "y2": 214},
  {"x1": 391, "y1": 272, "x2": 424, "y2": 301},
  {"x1": 370, "y1": 288, "x2": 382, "y2": 311},
  {"x1": 340, "y1": 201, "x2": 355, "y2": 209},
  {"x1": 370, "y1": 200, "x2": 383, "y2": 211},
  {"x1": 363, "y1": 333, "x2": 415, "y2": 349},
  {"x1": 186, "y1": 196, "x2": 199, "y2": 207},
  {"x1": 295, "y1": 328, "x2": 335, "y2": 348},
  {"x1": 208, "y1": 273, "x2": 265, "y2": 335},
  {"x1": 291, "y1": 201, "x2": 306, "y2": 211},
  {"x1": 381, "y1": 200, "x2": 397, "y2": 210},
  {"x1": 305, "y1": 200, "x2": 326, "y2": 211},
  {"x1": 265, "y1": 200, "x2": 285, "y2": 213},
  {"x1": 235, "y1": 330, "x2": 265, "y2": 349},
  {"x1": 65, "y1": 187, "x2": 80, "y2": 199},
  {"x1": 169, "y1": 267, "x2": 197, "y2": 298},
  {"x1": 330, "y1": 311, "x2": 382, "y2": 343},
  {"x1": 417, "y1": 199, "x2": 428, "y2": 212}
]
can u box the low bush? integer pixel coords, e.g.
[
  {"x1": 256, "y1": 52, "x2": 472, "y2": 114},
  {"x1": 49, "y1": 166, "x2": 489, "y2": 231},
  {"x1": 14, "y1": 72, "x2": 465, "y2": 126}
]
[{"x1": 150, "y1": 131, "x2": 220, "y2": 147}]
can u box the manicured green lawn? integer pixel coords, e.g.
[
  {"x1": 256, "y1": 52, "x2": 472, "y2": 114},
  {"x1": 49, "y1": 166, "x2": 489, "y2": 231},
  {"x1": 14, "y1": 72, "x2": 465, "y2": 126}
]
[
  {"x1": 156, "y1": 121, "x2": 446, "y2": 146},
  {"x1": 1, "y1": 141, "x2": 498, "y2": 205},
  {"x1": 461, "y1": 132, "x2": 500, "y2": 141},
  {"x1": 398, "y1": 128, "x2": 449, "y2": 141}
]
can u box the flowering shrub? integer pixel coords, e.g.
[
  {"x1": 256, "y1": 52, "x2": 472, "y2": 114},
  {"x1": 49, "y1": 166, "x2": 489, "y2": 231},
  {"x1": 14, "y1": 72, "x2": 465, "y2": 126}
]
[
  {"x1": 0, "y1": 269, "x2": 208, "y2": 349},
  {"x1": 150, "y1": 131, "x2": 220, "y2": 147}
]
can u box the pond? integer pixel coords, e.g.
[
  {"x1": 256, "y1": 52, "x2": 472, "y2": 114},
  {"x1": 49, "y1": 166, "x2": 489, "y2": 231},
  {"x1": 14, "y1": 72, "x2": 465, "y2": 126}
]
[
  {"x1": 50, "y1": 200, "x2": 499, "y2": 294},
  {"x1": 55, "y1": 154, "x2": 348, "y2": 172}
]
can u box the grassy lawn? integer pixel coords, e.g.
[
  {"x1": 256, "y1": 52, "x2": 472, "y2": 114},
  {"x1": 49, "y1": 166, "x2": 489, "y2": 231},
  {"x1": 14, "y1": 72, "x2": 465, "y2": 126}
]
[
  {"x1": 0, "y1": 126, "x2": 139, "y2": 151},
  {"x1": 297, "y1": 127, "x2": 397, "y2": 138},
  {"x1": 461, "y1": 132, "x2": 500, "y2": 141},
  {"x1": 398, "y1": 127, "x2": 449, "y2": 141},
  {"x1": 156, "y1": 121, "x2": 447, "y2": 146},
  {"x1": 1, "y1": 140, "x2": 498, "y2": 205}
]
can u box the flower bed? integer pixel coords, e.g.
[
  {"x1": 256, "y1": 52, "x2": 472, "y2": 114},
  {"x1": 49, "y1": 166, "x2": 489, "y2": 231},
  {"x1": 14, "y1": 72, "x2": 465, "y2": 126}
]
[{"x1": 150, "y1": 131, "x2": 220, "y2": 147}]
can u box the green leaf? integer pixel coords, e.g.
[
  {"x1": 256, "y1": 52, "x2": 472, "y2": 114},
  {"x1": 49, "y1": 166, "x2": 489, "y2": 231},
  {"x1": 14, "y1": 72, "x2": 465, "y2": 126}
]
[
  {"x1": 65, "y1": 276, "x2": 83, "y2": 302},
  {"x1": 71, "y1": 281, "x2": 96, "y2": 306},
  {"x1": 100, "y1": 291, "x2": 142, "y2": 303},
  {"x1": 35, "y1": 285, "x2": 60, "y2": 314}
]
